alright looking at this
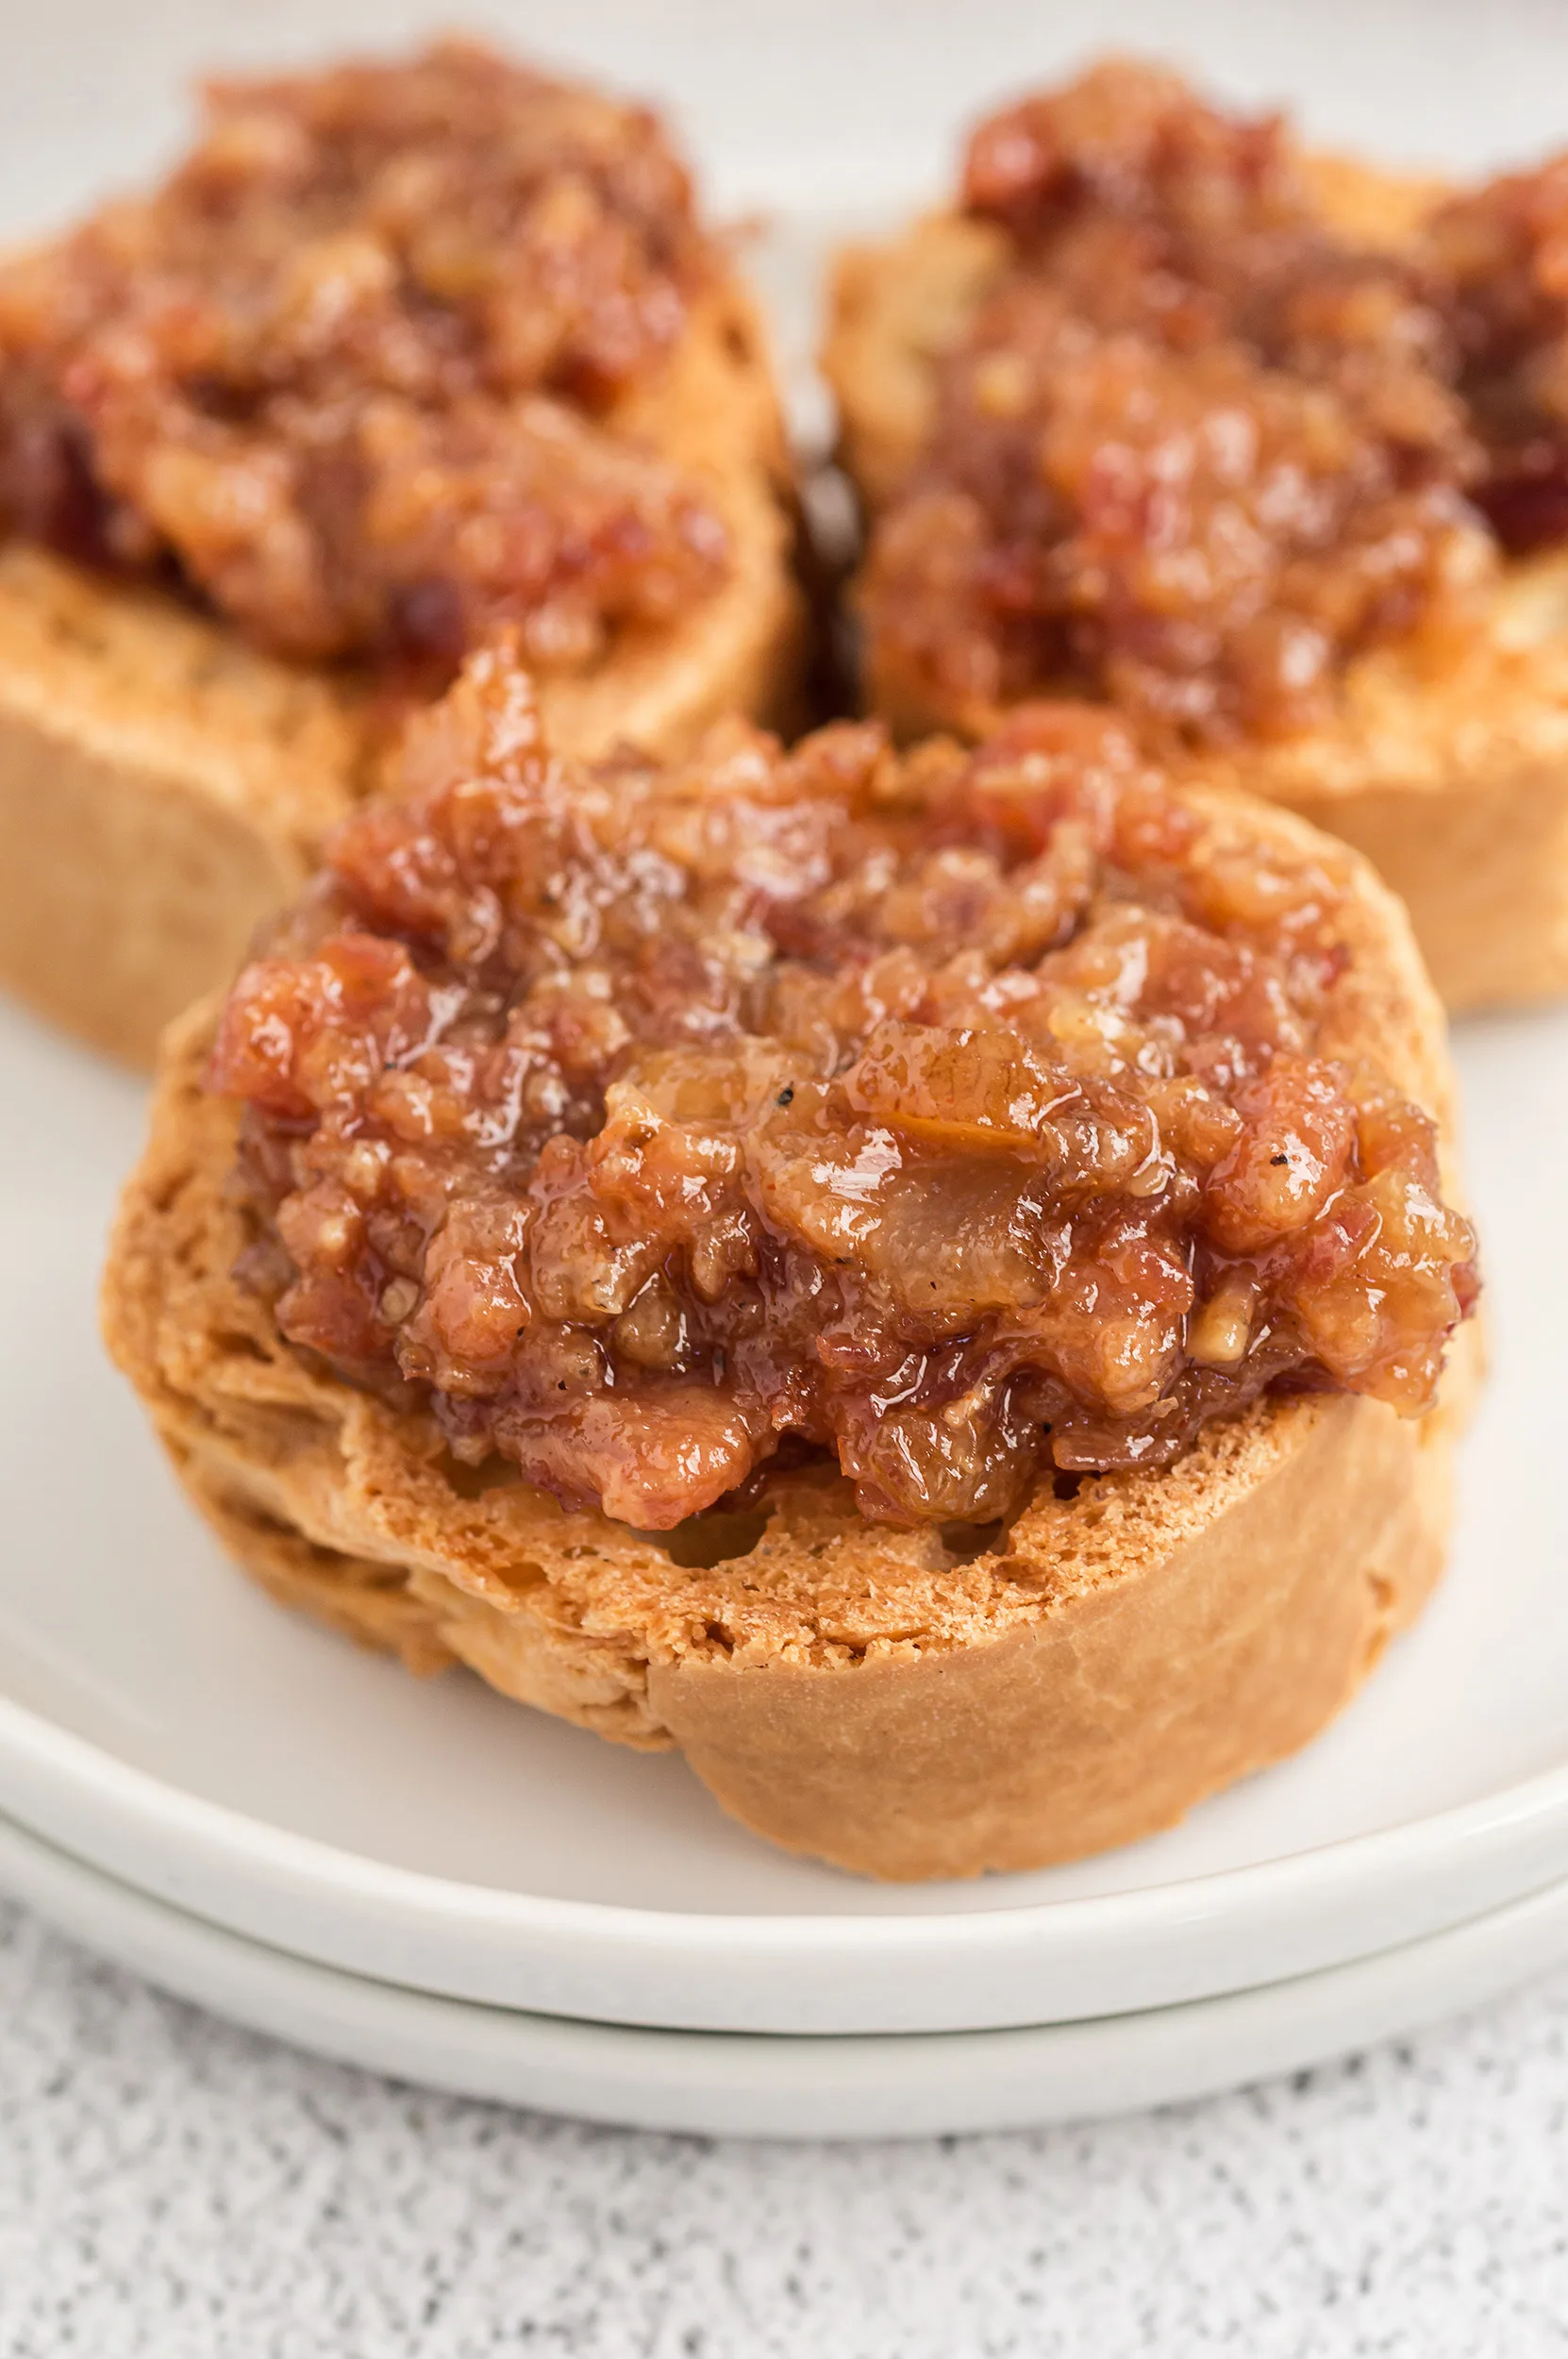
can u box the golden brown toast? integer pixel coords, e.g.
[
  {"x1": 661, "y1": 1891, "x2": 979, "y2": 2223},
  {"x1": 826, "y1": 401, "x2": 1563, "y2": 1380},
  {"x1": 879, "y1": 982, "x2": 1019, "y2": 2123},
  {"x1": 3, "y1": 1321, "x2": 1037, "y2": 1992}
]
[{"x1": 101, "y1": 782, "x2": 1477, "y2": 1882}]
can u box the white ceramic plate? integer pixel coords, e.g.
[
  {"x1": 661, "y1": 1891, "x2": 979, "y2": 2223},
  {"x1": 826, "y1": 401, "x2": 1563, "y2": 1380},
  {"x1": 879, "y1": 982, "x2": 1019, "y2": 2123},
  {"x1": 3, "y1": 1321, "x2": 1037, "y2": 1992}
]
[
  {"x1": 4, "y1": 986, "x2": 1566, "y2": 2035},
  {"x1": 5, "y1": 0, "x2": 1568, "y2": 2045},
  {"x1": 6, "y1": 1804, "x2": 1568, "y2": 2141}
]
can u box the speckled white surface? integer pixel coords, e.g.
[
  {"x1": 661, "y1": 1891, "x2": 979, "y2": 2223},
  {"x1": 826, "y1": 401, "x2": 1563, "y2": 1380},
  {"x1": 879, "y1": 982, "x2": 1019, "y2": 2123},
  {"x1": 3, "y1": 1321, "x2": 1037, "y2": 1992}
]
[{"x1": 3, "y1": 1897, "x2": 1566, "y2": 2357}]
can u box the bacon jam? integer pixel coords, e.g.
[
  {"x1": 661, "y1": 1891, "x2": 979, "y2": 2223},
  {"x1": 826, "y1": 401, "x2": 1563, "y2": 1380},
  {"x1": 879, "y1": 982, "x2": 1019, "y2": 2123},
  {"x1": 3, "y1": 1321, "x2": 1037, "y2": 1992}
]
[
  {"x1": 208, "y1": 640, "x2": 1478, "y2": 1532},
  {"x1": 859, "y1": 58, "x2": 1568, "y2": 745},
  {"x1": 1427, "y1": 158, "x2": 1568, "y2": 556},
  {"x1": 0, "y1": 41, "x2": 728, "y2": 678}
]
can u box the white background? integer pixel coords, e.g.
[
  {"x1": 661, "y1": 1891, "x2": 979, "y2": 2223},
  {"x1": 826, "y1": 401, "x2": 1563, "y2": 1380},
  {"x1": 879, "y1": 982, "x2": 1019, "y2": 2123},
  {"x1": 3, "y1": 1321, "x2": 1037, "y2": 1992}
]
[{"x1": 5, "y1": 0, "x2": 1568, "y2": 229}]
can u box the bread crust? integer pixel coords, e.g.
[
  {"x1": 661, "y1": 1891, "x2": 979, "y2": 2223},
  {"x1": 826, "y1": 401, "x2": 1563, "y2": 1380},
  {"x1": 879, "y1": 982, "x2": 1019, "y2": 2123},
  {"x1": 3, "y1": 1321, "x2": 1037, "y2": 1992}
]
[
  {"x1": 101, "y1": 783, "x2": 1479, "y2": 1882},
  {"x1": 823, "y1": 154, "x2": 1568, "y2": 1013},
  {"x1": 0, "y1": 276, "x2": 805, "y2": 1067}
]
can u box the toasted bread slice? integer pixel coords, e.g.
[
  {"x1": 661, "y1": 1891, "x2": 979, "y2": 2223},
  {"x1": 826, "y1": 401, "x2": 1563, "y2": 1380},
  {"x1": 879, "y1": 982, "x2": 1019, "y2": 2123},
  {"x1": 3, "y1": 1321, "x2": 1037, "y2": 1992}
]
[
  {"x1": 0, "y1": 276, "x2": 805, "y2": 1068},
  {"x1": 101, "y1": 784, "x2": 1478, "y2": 1882},
  {"x1": 824, "y1": 155, "x2": 1568, "y2": 1013}
]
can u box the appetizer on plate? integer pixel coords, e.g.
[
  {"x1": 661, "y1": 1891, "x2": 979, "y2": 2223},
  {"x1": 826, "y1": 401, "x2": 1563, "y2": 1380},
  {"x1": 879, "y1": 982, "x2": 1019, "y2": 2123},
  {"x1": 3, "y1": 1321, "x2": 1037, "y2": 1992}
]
[
  {"x1": 826, "y1": 58, "x2": 1568, "y2": 1012},
  {"x1": 0, "y1": 40, "x2": 802, "y2": 1063},
  {"x1": 103, "y1": 639, "x2": 1479, "y2": 1880}
]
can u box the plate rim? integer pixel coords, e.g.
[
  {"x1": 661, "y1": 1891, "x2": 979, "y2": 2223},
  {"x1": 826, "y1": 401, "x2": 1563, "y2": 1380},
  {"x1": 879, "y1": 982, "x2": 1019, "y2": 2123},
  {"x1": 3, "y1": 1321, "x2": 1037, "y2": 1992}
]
[
  {"x1": 6, "y1": 1684, "x2": 1568, "y2": 2034},
  {"x1": 6, "y1": 1799, "x2": 1568, "y2": 2140}
]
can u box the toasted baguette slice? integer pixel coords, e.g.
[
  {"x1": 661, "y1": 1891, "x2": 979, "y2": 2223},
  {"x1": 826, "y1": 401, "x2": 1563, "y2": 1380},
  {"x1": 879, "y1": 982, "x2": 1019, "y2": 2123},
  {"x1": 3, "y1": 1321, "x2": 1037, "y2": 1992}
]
[
  {"x1": 0, "y1": 276, "x2": 805, "y2": 1068},
  {"x1": 824, "y1": 156, "x2": 1568, "y2": 1014},
  {"x1": 101, "y1": 786, "x2": 1479, "y2": 1883}
]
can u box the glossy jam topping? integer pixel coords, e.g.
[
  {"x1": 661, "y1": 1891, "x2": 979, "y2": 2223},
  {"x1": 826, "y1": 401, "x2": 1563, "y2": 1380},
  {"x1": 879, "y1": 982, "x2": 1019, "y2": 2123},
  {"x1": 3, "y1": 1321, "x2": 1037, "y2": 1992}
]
[
  {"x1": 861, "y1": 59, "x2": 1568, "y2": 745},
  {"x1": 209, "y1": 642, "x2": 1477, "y2": 1531},
  {"x1": 0, "y1": 42, "x2": 728, "y2": 676},
  {"x1": 1428, "y1": 159, "x2": 1568, "y2": 553}
]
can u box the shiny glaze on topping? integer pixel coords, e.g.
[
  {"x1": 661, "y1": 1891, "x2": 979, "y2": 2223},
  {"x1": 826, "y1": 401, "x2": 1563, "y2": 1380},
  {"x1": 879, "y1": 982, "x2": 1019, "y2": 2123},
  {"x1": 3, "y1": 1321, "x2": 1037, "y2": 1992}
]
[
  {"x1": 209, "y1": 642, "x2": 1477, "y2": 1531},
  {"x1": 0, "y1": 41, "x2": 727, "y2": 678}
]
